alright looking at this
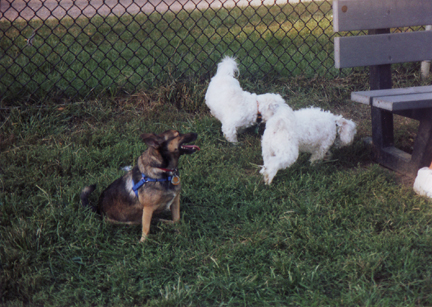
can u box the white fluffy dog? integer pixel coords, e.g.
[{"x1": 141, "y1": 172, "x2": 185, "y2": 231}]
[
  {"x1": 413, "y1": 164, "x2": 432, "y2": 198},
  {"x1": 260, "y1": 104, "x2": 357, "y2": 185},
  {"x1": 205, "y1": 56, "x2": 285, "y2": 143}
]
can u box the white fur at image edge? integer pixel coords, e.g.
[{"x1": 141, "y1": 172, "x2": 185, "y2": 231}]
[{"x1": 413, "y1": 167, "x2": 432, "y2": 198}]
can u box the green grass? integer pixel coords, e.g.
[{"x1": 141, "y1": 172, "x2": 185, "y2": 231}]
[
  {"x1": 0, "y1": 1, "x2": 335, "y2": 104},
  {"x1": 1, "y1": 74, "x2": 432, "y2": 306},
  {"x1": 1, "y1": 1, "x2": 431, "y2": 304}
]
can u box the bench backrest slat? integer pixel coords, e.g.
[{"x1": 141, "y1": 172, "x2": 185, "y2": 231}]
[
  {"x1": 334, "y1": 0, "x2": 432, "y2": 32},
  {"x1": 335, "y1": 31, "x2": 432, "y2": 68}
]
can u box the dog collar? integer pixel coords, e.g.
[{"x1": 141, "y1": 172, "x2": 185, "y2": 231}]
[
  {"x1": 256, "y1": 100, "x2": 262, "y2": 124},
  {"x1": 132, "y1": 172, "x2": 180, "y2": 197}
]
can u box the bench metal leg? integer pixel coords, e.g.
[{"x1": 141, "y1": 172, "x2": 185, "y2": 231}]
[
  {"x1": 411, "y1": 108, "x2": 432, "y2": 169},
  {"x1": 371, "y1": 106, "x2": 394, "y2": 148},
  {"x1": 370, "y1": 108, "x2": 432, "y2": 177}
]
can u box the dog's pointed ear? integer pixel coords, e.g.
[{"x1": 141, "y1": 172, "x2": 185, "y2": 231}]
[{"x1": 140, "y1": 133, "x2": 163, "y2": 148}]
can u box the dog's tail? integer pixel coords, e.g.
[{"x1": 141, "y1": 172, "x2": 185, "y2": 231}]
[
  {"x1": 335, "y1": 117, "x2": 357, "y2": 147},
  {"x1": 80, "y1": 184, "x2": 97, "y2": 212},
  {"x1": 216, "y1": 56, "x2": 239, "y2": 77}
]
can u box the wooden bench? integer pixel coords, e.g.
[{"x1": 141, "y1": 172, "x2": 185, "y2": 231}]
[{"x1": 333, "y1": 0, "x2": 432, "y2": 177}]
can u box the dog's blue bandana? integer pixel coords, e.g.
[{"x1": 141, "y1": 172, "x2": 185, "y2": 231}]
[{"x1": 132, "y1": 171, "x2": 180, "y2": 197}]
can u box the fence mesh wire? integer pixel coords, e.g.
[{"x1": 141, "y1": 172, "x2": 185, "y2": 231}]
[{"x1": 2, "y1": 0, "x2": 342, "y2": 103}]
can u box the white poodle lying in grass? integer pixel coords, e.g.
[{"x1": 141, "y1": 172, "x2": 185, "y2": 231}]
[
  {"x1": 260, "y1": 103, "x2": 357, "y2": 185},
  {"x1": 205, "y1": 56, "x2": 285, "y2": 143}
]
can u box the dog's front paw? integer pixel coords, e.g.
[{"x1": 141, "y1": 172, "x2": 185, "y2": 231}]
[
  {"x1": 261, "y1": 169, "x2": 274, "y2": 185},
  {"x1": 139, "y1": 235, "x2": 147, "y2": 243},
  {"x1": 263, "y1": 173, "x2": 271, "y2": 185},
  {"x1": 223, "y1": 133, "x2": 238, "y2": 143}
]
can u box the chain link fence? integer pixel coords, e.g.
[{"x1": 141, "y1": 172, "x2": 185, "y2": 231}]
[{"x1": 2, "y1": 0, "x2": 342, "y2": 103}]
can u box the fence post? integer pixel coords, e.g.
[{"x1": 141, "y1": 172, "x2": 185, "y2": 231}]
[{"x1": 421, "y1": 25, "x2": 432, "y2": 80}]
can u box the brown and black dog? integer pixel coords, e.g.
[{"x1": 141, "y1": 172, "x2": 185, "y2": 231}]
[{"x1": 81, "y1": 129, "x2": 200, "y2": 242}]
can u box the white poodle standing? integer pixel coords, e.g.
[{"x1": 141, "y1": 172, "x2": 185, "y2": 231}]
[
  {"x1": 205, "y1": 56, "x2": 285, "y2": 143},
  {"x1": 260, "y1": 104, "x2": 357, "y2": 185}
]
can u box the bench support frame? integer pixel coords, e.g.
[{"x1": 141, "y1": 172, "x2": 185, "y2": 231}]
[
  {"x1": 334, "y1": 1, "x2": 432, "y2": 177},
  {"x1": 370, "y1": 108, "x2": 432, "y2": 176},
  {"x1": 367, "y1": 30, "x2": 432, "y2": 176}
]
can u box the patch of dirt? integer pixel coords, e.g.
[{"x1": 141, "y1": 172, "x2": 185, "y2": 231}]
[{"x1": 394, "y1": 172, "x2": 415, "y2": 188}]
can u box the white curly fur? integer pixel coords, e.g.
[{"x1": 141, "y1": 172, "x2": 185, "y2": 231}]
[
  {"x1": 260, "y1": 106, "x2": 357, "y2": 185},
  {"x1": 413, "y1": 166, "x2": 432, "y2": 198},
  {"x1": 205, "y1": 56, "x2": 286, "y2": 143}
]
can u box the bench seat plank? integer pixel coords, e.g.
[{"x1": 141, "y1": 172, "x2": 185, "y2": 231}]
[
  {"x1": 334, "y1": 0, "x2": 432, "y2": 32},
  {"x1": 373, "y1": 93, "x2": 432, "y2": 111},
  {"x1": 351, "y1": 85, "x2": 432, "y2": 105},
  {"x1": 335, "y1": 31, "x2": 432, "y2": 69}
]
